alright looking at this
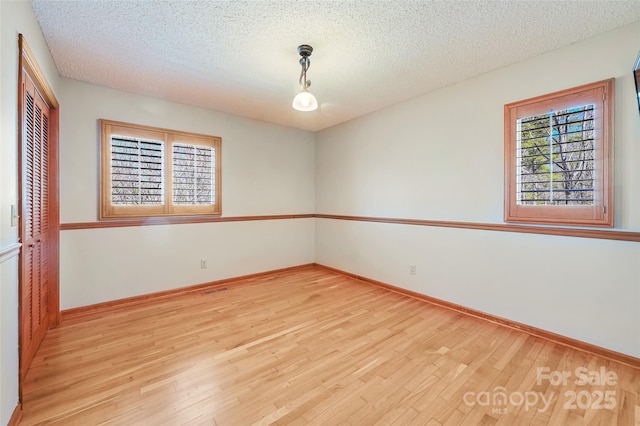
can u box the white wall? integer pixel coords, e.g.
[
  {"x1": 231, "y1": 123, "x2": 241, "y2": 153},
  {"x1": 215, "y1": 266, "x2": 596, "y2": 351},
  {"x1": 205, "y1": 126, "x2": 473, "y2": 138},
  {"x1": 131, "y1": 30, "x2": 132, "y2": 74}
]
[
  {"x1": 0, "y1": 256, "x2": 19, "y2": 426},
  {"x1": 315, "y1": 21, "x2": 640, "y2": 357},
  {"x1": 61, "y1": 219, "x2": 314, "y2": 309},
  {"x1": 59, "y1": 80, "x2": 316, "y2": 309},
  {"x1": 0, "y1": 1, "x2": 61, "y2": 424}
]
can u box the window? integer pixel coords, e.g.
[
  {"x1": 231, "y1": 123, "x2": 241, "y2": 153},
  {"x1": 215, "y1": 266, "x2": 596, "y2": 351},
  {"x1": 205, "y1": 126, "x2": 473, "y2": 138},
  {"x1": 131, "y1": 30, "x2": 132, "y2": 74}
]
[
  {"x1": 504, "y1": 79, "x2": 614, "y2": 227},
  {"x1": 100, "y1": 119, "x2": 221, "y2": 219}
]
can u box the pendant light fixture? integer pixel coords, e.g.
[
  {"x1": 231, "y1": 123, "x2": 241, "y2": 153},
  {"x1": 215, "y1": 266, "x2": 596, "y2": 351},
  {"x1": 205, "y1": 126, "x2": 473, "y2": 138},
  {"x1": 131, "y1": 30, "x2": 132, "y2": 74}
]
[{"x1": 292, "y1": 44, "x2": 318, "y2": 111}]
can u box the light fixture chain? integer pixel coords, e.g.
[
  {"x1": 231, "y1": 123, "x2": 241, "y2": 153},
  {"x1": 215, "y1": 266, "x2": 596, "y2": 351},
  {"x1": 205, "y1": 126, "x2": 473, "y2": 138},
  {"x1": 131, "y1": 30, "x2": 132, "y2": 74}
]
[{"x1": 299, "y1": 57, "x2": 310, "y2": 89}]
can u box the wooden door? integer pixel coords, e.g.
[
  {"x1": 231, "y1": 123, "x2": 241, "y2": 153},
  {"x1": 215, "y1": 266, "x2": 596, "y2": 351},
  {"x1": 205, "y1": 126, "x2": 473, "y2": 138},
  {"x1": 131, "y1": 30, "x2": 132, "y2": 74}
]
[{"x1": 19, "y1": 71, "x2": 50, "y2": 377}]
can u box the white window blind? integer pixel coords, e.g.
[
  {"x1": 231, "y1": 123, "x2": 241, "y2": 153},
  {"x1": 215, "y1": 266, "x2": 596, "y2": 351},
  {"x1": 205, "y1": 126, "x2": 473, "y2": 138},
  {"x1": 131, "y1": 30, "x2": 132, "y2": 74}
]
[
  {"x1": 110, "y1": 135, "x2": 164, "y2": 205},
  {"x1": 516, "y1": 105, "x2": 595, "y2": 206},
  {"x1": 172, "y1": 143, "x2": 215, "y2": 205}
]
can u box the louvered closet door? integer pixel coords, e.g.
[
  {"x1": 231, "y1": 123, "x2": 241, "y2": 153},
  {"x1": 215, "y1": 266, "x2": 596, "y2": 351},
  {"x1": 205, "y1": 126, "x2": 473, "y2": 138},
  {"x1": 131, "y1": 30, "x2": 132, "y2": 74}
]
[{"x1": 20, "y1": 71, "x2": 50, "y2": 374}]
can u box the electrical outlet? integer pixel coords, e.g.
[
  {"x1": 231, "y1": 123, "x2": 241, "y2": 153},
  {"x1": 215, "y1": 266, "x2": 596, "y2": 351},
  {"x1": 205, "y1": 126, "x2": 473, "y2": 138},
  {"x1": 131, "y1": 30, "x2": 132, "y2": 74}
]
[
  {"x1": 410, "y1": 265, "x2": 416, "y2": 275},
  {"x1": 200, "y1": 259, "x2": 207, "y2": 269}
]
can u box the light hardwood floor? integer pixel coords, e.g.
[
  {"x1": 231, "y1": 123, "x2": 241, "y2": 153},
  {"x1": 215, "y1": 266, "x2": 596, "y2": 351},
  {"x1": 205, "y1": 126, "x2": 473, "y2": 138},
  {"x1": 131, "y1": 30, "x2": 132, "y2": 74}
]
[{"x1": 20, "y1": 266, "x2": 639, "y2": 425}]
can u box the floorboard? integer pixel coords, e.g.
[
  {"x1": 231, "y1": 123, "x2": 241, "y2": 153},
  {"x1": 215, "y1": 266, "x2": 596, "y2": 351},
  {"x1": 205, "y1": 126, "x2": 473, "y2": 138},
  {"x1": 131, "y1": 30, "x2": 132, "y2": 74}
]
[{"x1": 20, "y1": 267, "x2": 639, "y2": 425}]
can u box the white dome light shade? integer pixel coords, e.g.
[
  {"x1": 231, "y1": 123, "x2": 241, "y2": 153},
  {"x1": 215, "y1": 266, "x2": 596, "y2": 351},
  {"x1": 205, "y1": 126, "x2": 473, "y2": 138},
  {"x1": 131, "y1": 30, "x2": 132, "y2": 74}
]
[{"x1": 292, "y1": 89, "x2": 318, "y2": 111}]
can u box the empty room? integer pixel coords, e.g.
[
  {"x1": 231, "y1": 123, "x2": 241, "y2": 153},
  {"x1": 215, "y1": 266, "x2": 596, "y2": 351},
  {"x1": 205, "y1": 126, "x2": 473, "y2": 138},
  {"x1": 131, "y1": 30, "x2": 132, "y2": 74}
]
[{"x1": 1, "y1": 1, "x2": 639, "y2": 425}]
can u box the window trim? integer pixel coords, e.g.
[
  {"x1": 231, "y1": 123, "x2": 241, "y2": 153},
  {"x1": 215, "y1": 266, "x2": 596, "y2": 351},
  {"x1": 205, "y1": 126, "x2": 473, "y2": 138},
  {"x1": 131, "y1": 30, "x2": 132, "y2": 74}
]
[
  {"x1": 504, "y1": 79, "x2": 614, "y2": 227},
  {"x1": 100, "y1": 119, "x2": 221, "y2": 219}
]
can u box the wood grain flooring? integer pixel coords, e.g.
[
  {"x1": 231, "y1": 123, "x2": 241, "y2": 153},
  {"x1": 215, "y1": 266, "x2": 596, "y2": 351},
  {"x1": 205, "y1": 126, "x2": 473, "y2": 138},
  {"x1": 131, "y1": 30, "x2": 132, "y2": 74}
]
[{"x1": 20, "y1": 267, "x2": 639, "y2": 425}]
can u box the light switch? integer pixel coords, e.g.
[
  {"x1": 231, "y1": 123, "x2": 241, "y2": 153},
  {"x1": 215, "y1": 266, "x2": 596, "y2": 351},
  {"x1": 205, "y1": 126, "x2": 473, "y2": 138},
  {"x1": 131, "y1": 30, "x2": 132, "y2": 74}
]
[{"x1": 11, "y1": 204, "x2": 18, "y2": 227}]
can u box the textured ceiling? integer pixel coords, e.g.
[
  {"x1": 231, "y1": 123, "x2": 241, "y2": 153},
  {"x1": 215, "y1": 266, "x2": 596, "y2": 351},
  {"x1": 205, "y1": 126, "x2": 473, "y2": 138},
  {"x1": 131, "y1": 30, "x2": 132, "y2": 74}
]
[{"x1": 32, "y1": 1, "x2": 640, "y2": 132}]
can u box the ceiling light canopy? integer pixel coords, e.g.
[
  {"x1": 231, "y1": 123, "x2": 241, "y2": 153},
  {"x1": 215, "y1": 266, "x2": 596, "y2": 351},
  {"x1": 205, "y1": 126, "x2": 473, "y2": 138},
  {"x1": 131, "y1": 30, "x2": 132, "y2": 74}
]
[{"x1": 292, "y1": 44, "x2": 318, "y2": 112}]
